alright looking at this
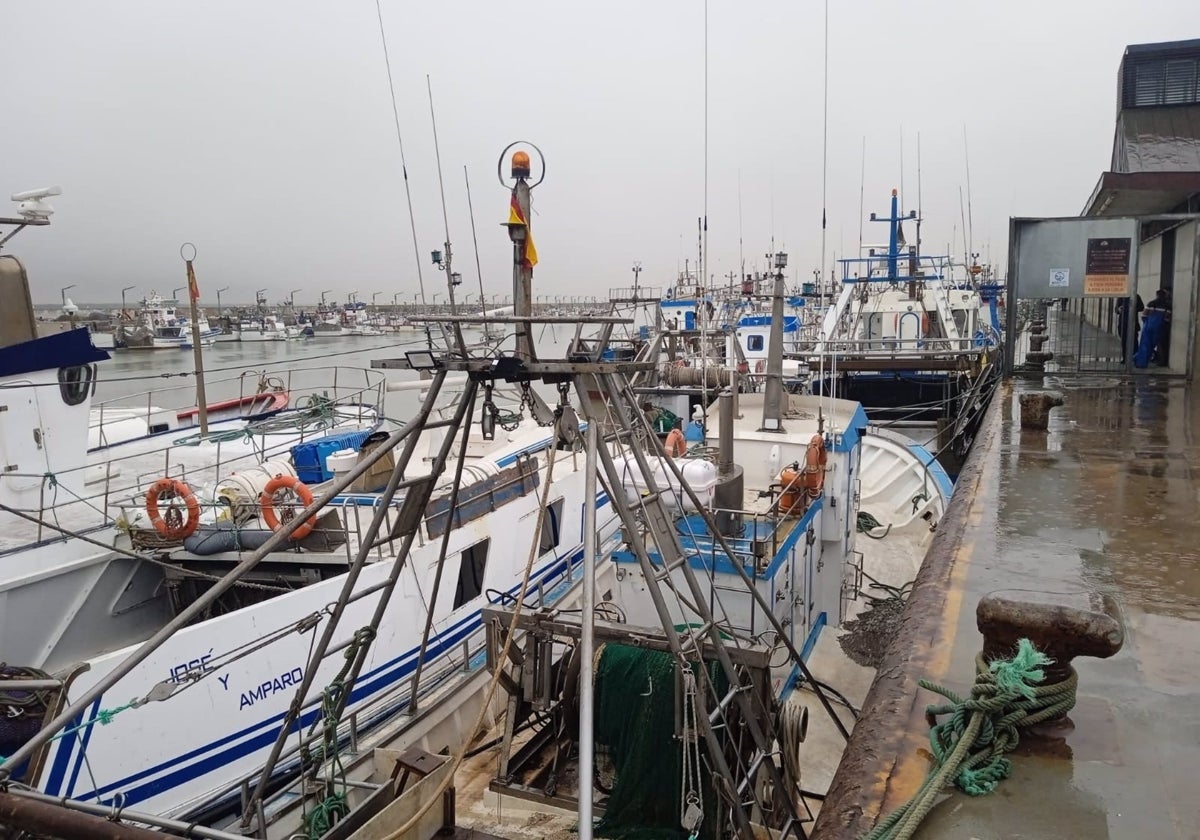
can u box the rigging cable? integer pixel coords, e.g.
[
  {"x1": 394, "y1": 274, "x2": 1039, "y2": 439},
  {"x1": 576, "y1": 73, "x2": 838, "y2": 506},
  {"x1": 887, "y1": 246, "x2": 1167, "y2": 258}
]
[
  {"x1": 464, "y1": 165, "x2": 490, "y2": 337},
  {"x1": 373, "y1": 0, "x2": 427, "y2": 305}
]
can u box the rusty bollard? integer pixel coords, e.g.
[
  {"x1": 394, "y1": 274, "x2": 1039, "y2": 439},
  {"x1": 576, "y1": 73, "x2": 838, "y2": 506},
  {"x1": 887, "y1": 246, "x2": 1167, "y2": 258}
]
[
  {"x1": 977, "y1": 590, "x2": 1124, "y2": 710},
  {"x1": 1018, "y1": 391, "x2": 1063, "y2": 430}
]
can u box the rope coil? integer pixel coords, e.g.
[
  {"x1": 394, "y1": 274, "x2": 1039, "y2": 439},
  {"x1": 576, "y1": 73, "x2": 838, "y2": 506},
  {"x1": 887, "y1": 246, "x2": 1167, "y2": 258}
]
[{"x1": 863, "y1": 638, "x2": 1078, "y2": 840}]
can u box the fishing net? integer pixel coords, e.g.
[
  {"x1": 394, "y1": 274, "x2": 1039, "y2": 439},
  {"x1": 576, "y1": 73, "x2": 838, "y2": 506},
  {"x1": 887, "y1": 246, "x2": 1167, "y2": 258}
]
[{"x1": 593, "y1": 644, "x2": 726, "y2": 840}]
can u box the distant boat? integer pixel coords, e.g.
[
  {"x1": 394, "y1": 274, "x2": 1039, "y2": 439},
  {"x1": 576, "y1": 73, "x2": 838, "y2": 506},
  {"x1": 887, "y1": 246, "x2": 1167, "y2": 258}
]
[{"x1": 120, "y1": 292, "x2": 222, "y2": 350}]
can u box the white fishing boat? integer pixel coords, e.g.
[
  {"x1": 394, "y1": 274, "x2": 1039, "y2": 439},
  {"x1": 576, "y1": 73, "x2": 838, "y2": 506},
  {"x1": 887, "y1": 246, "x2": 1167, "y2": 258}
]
[
  {"x1": 121, "y1": 292, "x2": 222, "y2": 350},
  {"x1": 236, "y1": 315, "x2": 290, "y2": 342},
  {"x1": 2, "y1": 155, "x2": 947, "y2": 840}
]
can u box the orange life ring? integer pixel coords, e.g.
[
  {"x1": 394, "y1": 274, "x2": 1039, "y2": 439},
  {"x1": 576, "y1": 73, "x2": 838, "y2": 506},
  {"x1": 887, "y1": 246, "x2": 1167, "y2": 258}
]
[
  {"x1": 921, "y1": 312, "x2": 930, "y2": 336},
  {"x1": 260, "y1": 475, "x2": 317, "y2": 540},
  {"x1": 801, "y1": 434, "x2": 827, "y2": 498},
  {"x1": 145, "y1": 478, "x2": 200, "y2": 540},
  {"x1": 754, "y1": 359, "x2": 766, "y2": 374},
  {"x1": 665, "y1": 428, "x2": 687, "y2": 458}
]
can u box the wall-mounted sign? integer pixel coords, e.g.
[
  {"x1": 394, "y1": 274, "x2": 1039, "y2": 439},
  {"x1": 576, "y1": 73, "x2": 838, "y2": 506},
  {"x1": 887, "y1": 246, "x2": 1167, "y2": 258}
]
[
  {"x1": 1084, "y1": 237, "x2": 1131, "y2": 296},
  {"x1": 1049, "y1": 269, "x2": 1070, "y2": 287}
]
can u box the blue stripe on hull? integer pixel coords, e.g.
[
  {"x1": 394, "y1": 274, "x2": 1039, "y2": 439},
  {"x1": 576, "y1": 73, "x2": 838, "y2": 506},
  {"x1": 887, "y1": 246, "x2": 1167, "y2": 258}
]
[{"x1": 61, "y1": 547, "x2": 585, "y2": 806}]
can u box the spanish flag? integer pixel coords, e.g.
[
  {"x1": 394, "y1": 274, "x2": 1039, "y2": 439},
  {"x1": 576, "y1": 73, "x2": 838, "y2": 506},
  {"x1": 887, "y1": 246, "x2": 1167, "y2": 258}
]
[
  {"x1": 186, "y1": 260, "x2": 200, "y2": 301},
  {"x1": 507, "y1": 193, "x2": 538, "y2": 268}
]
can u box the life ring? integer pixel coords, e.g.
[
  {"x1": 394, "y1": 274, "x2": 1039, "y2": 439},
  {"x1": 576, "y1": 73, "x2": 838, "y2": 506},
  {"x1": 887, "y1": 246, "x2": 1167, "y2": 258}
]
[
  {"x1": 754, "y1": 359, "x2": 766, "y2": 374},
  {"x1": 145, "y1": 478, "x2": 201, "y2": 540},
  {"x1": 665, "y1": 428, "x2": 687, "y2": 458},
  {"x1": 800, "y1": 434, "x2": 827, "y2": 498},
  {"x1": 260, "y1": 475, "x2": 317, "y2": 540}
]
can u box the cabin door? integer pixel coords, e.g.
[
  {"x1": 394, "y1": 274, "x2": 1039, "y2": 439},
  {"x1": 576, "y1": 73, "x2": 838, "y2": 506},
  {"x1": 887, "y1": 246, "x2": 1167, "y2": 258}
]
[{"x1": 0, "y1": 380, "x2": 49, "y2": 495}]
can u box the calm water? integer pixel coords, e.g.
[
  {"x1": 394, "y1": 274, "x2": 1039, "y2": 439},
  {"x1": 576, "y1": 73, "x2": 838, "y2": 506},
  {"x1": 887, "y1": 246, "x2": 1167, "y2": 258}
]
[
  {"x1": 93, "y1": 334, "x2": 434, "y2": 419},
  {"x1": 92, "y1": 326, "x2": 580, "y2": 418}
]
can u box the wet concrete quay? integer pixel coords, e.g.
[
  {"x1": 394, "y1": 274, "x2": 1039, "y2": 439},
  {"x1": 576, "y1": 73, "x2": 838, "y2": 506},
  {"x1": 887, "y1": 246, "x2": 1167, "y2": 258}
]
[{"x1": 815, "y1": 376, "x2": 1200, "y2": 839}]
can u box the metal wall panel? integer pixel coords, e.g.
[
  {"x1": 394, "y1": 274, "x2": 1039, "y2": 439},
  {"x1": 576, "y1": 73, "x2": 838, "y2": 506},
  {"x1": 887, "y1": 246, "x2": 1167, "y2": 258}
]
[{"x1": 1011, "y1": 217, "x2": 1140, "y2": 299}]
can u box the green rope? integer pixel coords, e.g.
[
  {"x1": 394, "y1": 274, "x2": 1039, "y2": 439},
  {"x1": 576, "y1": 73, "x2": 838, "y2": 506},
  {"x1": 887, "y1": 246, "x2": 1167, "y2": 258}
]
[
  {"x1": 856, "y1": 511, "x2": 892, "y2": 540},
  {"x1": 51, "y1": 701, "x2": 139, "y2": 741},
  {"x1": 862, "y1": 639, "x2": 1078, "y2": 840},
  {"x1": 303, "y1": 794, "x2": 348, "y2": 839},
  {"x1": 302, "y1": 626, "x2": 377, "y2": 840}
]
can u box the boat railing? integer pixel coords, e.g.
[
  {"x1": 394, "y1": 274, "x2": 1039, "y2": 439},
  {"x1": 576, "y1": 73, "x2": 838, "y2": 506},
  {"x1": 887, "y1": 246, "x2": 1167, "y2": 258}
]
[
  {"x1": 1, "y1": 369, "x2": 388, "y2": 556},
  {"x1": 90, "y1": 365, "x2": 387, "y2": 440},
  {"x1": 673, "y1": 502, "x2": 818, "y2": 638},
  {"x1": 805, "y1": 336, "x2": 986, "y2": 356}
]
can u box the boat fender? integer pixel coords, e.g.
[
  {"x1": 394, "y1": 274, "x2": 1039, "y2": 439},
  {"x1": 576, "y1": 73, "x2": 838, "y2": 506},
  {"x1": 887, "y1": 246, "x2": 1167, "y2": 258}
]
[
  {"x1": 260, "y1": 475, "x2": 318, "y2": 540},
  {"x1": 184, "y1": 524, "x2": 277, "y2": 555},
  {"x1": 145, "y1": 478, "x2": 201, "y2": 540}
]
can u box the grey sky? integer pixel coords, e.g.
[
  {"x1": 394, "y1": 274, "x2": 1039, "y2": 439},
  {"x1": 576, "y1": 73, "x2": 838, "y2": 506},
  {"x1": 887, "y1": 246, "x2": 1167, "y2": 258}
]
[{"x1": 5, "y1": 1, "x2": 1195, "y2": 305}]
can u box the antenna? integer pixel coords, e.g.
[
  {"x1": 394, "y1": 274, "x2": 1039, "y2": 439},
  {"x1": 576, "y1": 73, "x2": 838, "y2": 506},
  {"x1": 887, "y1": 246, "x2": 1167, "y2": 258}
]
[
  {"x1": 899, "y1": 125, "x2": 904, "y2": 215},
  {"x1": 916, "y1": 131, "x2": 923, "y2": 252},
  {"x1": 738, "y1": 168, "x2": 744, "y2": 277},
  {"x1": 958, "y1": 187, "x2": 969, "y2": 269},
  {"x1": 858, "y1": 137, "x2": 866, "y2": 255},
  {"x1": 963, "y1": 125, "x2": 975, "y2": 266},
  {"x1": 374, "y1": 0, "x2": 427, "y2": 306},
  {"x1": 819, "y1": 0, "x2": 829, "y2": 296},
  {"x1": 427, "y1": 76, "x2": 456, "y2": 303}
]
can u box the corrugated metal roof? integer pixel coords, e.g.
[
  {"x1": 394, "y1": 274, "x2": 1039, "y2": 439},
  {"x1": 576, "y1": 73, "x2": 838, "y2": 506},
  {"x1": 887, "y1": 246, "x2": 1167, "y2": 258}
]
[{"x1": 1112, "y1": 105, "x2": 1200, "y2": 173}]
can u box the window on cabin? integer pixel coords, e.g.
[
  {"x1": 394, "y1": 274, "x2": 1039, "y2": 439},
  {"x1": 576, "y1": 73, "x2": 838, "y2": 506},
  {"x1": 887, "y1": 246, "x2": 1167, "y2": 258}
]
[
  {"x1": 58, "y1": 365, "x2": 94, "y2": 407},
  {"x1": 539, "y1": 498, "x2": 565, "y2": 555},
  {"x1": 747, "y1": 335, "x2": 764, "y2": 352},
  {"x1": 453, "y1": 538, "x2": 490, "y2": 609},
  {"x1": 1164, "y1": 59, "x2": 1198, "y2": 105}
]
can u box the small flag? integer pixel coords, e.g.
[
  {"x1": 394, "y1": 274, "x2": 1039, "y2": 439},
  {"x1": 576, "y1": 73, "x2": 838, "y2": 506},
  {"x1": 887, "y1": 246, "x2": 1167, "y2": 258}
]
[
  {"x1": 508, "y1": 193, "x2": 538, "y2": 268},
  {"x1": 186, "y1": 261, "x2": 200, "y2": 302}
]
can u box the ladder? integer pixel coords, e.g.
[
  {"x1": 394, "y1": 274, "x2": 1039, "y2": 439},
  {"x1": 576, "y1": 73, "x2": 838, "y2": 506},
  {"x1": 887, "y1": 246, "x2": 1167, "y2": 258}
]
[
  {"x1": 569, "y1": 351, "x2": 806, "y2": 839},
  {"x1": 240, "y1": 370, "x2": 480, "y2": 835}
]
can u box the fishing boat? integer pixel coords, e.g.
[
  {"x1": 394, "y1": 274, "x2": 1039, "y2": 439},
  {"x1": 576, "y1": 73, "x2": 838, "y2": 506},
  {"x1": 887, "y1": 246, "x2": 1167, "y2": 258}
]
[
  {"x1": 236, "y1": 315, "x2": 291, "y2": 343},
  {"x1": 806, "y1": 191, "x2": 1002, "y2": 472},
  {"x1": 0, "y1": 152, "x2": 952, "y2": 840},
  {"x1": 120, "y1": 292, "x2": 223, "y2": 350}
]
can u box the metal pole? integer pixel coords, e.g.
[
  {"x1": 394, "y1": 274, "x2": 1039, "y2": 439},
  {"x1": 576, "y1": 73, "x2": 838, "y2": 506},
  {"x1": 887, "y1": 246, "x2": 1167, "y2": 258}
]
[
  {"x1": 0, "y1": 788, "x2": 247, "y2": 840},
  {"x1": 578, "y1": 421, "x2": 598, "y2": 840},
  {"x1": 0, "y1": 409, "x2": 431, "y2": 776},
  {"x1": 0, "y1": 791, "x2": 169, "y2": 840},
  {"x1": 184, "y1": 250, "x2": 209, "y2": 436}
]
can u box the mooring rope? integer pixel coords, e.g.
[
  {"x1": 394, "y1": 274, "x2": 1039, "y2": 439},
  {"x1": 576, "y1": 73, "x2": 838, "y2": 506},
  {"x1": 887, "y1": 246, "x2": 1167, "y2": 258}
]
[{"x1": 862, "y1": 638, "x2": 1078, "y2": 840}]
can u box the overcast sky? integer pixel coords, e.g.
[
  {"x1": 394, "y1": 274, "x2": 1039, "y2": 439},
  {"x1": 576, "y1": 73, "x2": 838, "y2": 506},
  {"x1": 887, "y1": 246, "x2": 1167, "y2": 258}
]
[{"x1": 5, "y1": 1, "x2": 1195, "y2": 305}]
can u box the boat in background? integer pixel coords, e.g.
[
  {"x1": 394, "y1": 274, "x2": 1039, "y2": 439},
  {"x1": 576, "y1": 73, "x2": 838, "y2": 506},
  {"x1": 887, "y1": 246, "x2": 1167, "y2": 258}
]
[{"x1": 120, "y1": 292, "x2": 222, "y2": 350}]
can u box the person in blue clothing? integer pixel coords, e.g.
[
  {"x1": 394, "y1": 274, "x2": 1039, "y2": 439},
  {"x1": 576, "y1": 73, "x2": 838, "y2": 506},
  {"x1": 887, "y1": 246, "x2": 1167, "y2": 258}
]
[
  {"x1": 1134, "y1": 289, "x2": 1172, "y2": 368},
  {"x1": 684, "y1": 405, "x2": 705, "y2": 443}
]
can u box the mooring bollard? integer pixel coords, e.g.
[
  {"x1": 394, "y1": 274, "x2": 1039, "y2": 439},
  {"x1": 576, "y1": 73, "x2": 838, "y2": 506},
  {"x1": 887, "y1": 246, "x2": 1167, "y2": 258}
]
[
  {"x1": 977, "y1": 590, "x2": 1124, "y2": 698},
  {"x1": 1018, "y1": 391, "x2": 1063, "y2": 430}
]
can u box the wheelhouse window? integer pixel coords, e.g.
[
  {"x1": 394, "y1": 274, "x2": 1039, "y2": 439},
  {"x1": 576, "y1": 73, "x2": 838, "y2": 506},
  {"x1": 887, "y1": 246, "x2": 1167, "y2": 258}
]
[
  {"x1": 453, "y1": 538, "x2": 490, "y2": 609},
  {"x1": 539, "y1": 498, "x2": 565, "y2": 555},
  {"x1": 746, "y1": 335, "x2": 764, "y2": 352},
  {"x1": 58, "y1": 364, "x2": 95, "y2": 406}
]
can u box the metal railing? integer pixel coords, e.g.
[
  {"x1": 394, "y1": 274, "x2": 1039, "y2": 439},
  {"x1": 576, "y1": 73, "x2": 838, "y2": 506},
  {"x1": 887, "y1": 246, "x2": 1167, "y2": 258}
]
[{"x1": 1, "y1": 367, "x2": 391, "y2": 558}]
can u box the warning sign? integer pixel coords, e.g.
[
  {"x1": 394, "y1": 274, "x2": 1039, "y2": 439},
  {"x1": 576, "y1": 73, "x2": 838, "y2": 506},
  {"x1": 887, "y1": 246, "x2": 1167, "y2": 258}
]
[{"x1": 1084, "y1": 237, "x2": 1131, "y2": 296}]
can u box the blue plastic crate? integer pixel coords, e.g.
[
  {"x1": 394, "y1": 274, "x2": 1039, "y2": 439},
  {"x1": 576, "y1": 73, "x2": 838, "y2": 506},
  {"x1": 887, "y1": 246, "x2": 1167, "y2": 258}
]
[{"x1": 291, "y1": 429, "x2": 372, "y2": 484}]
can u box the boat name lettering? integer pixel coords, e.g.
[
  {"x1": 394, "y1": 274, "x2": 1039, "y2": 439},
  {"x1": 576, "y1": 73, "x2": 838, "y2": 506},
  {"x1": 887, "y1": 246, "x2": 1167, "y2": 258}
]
[
  {"x1": 168, "y1": 651, "x2": 214, "y2": 683},
  {"x1": 239, "y1": 667, "x2": 304, "y2": 710}
]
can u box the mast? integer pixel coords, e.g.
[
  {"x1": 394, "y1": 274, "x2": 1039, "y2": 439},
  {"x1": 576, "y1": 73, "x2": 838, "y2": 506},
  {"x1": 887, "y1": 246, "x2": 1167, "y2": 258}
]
[
  {"x1": 760, "y1": 251, "x2": 788, "y2": 431},
  {"x1": 182, "y1": 244, "x2": 208, "y2": 436},
  {"x1": 505, "y1": 150, "x2": 537, "y2": 360}
]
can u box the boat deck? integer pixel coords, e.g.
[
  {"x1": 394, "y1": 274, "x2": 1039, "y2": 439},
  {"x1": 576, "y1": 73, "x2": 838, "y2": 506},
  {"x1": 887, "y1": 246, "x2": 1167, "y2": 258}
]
[{"x1": 817, "y1": 376, "x2": 1200, "y2": 839}]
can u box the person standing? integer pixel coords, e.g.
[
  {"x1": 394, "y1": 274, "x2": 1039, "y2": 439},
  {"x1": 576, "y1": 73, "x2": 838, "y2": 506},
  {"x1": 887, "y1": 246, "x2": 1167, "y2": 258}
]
[
  {"x1": 1116, "y1": 293, "x2": 1144, "y2": 362},
  {"x1": 1134, "y1": 289, "x2": 1172, "y2": 368}
]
